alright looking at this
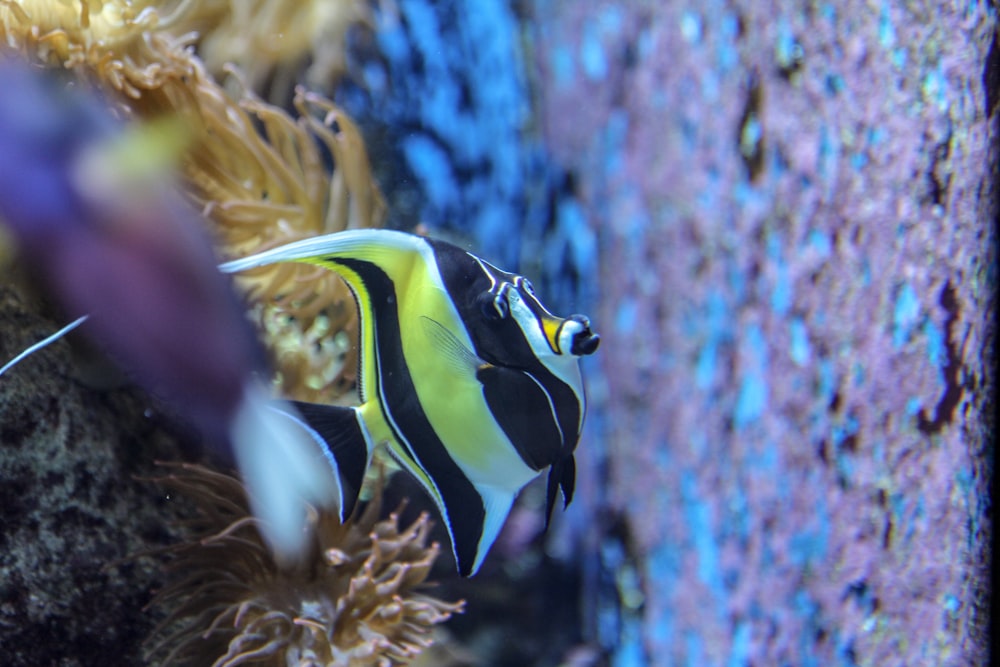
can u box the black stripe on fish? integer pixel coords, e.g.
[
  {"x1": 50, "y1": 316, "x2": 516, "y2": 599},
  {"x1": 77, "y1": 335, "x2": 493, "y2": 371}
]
[
  {"x1": 285, "y1": 400, "x2": 372, "y2": 521},
  {"x1": 333, "y1": 257, "x2": 487, "y2": 576},
  {"x1": 476, "y1": 364, "x2": 563, "y2": 471}
]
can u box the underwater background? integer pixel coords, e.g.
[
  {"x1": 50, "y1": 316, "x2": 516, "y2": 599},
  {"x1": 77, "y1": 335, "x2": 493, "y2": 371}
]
[{"x1": 0, "y1": 0, "x2": 996, "y2": 665}]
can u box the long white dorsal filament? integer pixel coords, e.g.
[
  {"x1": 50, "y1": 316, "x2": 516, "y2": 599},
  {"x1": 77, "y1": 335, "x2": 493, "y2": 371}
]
[{"x1": 0, "y1": 315, "x2": 88, "y2": 378}]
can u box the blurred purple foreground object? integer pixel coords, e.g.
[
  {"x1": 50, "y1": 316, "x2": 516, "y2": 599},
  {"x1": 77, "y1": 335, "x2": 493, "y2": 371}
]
[
  {"x1": 526, "y1": 1, "x2": 995, "y2": 665},
  {"x1": 0, "y1": 61, "x2": 341, "y2": 565},
  {"x1": 0, "y1": 62, "x2": 258, "y2": 439}
]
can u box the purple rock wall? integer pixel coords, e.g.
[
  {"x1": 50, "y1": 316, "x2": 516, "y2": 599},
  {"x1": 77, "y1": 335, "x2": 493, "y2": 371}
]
[{"x1": 527, "y1": 1, "x2": 995, "y2": 664}]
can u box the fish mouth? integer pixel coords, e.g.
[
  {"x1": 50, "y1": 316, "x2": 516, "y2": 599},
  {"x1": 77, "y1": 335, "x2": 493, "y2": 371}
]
[{"x1": 567, "y1": 315, "x2": 600, "y2": 356}]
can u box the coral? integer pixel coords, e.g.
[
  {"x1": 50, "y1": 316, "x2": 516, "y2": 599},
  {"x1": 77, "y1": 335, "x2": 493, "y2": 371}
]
[
  {"x1": 0, "y1": 0, "x2": 385, "y2": 402},
  {"x1": 167, "y1": 0, "x2": 374, "y2": 93},
  {"x1": 145, "y1": 463, "x2": 464, "y2": 667}
]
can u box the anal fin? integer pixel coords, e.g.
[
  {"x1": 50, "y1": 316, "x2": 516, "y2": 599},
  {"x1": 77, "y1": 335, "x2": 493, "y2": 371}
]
[{"x1": 465, "y1": 485, "x2": 516, "y2": 577}]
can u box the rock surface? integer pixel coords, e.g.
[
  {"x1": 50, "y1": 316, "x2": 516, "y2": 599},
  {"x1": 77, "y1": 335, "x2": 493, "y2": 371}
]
[{"x1": 0, "y1": 278, "x2": 196, "y2": 666}]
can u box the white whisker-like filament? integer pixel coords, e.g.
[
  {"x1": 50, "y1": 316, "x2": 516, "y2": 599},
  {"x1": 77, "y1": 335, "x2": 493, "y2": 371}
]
[{"x1": 0, "y1": 315, "x2": 88, "y2": 378}]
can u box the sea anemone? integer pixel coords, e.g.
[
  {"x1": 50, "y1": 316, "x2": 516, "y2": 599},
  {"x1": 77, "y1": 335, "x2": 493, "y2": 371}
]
[
  {"x1": 0, "y1": 0, "x2": 385, "y2": 402},
  {"x1": 145, "y1": 462, "x2": 464, "y2": 666}
]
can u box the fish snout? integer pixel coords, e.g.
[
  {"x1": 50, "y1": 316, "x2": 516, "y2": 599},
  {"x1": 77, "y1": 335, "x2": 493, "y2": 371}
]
[{"x1": 567, "y1": 314, "x2": 600, "y2": 356}]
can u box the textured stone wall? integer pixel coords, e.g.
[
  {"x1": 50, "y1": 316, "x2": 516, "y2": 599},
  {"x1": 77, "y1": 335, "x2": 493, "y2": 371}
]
[
  {"x1": 0, "y1": 279, "x2": 195, "y2": 665},
  {"x1": 526, "y1": 0, "x2": 996, "y2": 664}
]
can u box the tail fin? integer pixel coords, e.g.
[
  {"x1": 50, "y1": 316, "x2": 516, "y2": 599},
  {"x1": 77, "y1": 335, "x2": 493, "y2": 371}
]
[{"x1": 283, "y1": 400, "x2": 374, "y2": 520}]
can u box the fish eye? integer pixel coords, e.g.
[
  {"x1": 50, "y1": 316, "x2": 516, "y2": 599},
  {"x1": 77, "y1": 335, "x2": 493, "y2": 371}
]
[
  {"x1": 494, "y1": 294, "x2": 510, "y2": 318},
  {"x1": 476, "y1": 290, "x2": 509, "y2": 320},
  {"x1": 520, "y1": 278, "x2": 535, "y2": 296}
]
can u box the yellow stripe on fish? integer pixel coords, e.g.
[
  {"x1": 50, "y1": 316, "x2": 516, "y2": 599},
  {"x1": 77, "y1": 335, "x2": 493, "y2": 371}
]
[{"x1": 221, "y1": 229, "x2": 600, "y2": 576}]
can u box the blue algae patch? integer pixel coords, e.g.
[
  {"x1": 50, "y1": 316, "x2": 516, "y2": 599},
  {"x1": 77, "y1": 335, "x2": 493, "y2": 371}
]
[
  {"x1": 734, "y1": 325, "x2": 769, "y2": 427},
  {"x1": 867, "y1": 126, "x2": 887, "y2": 147},
  {"x1": 768, "y1": 232, "x2": 792, "y2": 315},
  {"x1": 889, "y1": 492, "x2": 924, "y2": 545},
  {"x1": 681, "y1": 471, "x2": 723, "y2": 601},
  {"x1": 680, "y1": 10, "x2": 703, "y2": 43},
  {"x1": 645, "y1": 542, "x2": 680, "y2": 647},
  {"x1": 825, "y1": 73, "x2": 846, "y2": 95},
  {"x1": 727, "y1": 262, "x2": 749, "y2": 302},
  {"x1": 615, "y1": 298, "x2": 638, "y2": 334},
  {"x1": 734, "y1": 375, "x2": 767, "y2": 425},
  {"x1": 694, "y1": 290, "x2": 730, "y2": 388},
  {"x1": 852, "y1": 361, "x2": 865, "y2": 386},
  {"x1": 715, "y1": 13, "x2": 741, "y2": 72},
  {"x1": 817, "y1": 125, "x2": 840, "y2": 178},
  {"x1": 892, "y1": 47, "x2": 907, "y2": 68},
  {"x1": 818, "y1": 358, "x2": 836, "y2": 397},
  {"x1": 851, "y1": 151, "x2": 869, "y2": 170},
  {"x1": 366, "y1": 0, "x2": 537, "y2": 269},
  {"x1": 728, "y1": 621, "x2": 751, "y2": 667},
  {"x1": 807, "y1": 228, "x2": 832, "y2": 257},
  {"x1": 751, "y1": 440, "x2": 780, "y2": 476},
  {"x1": 724, "y1": 485, "x2": 751, "y2": 543},
  {"x1": 685, "y1": 631, "x2": 705, "y2": 666},
  {"x1": 790, "y1": 319, "x2": 811, "y2": 366},
  {"x1": 860, "y1": 258, "x2": 872, "y2": 286},
  {"x1": 924, "y1": 320, "x2": 944, "y2": 366},
  {"x1": 603, "y1": 110, "x2": 630, "y2": 175},
  {"x1": 793, "y1": 591, "x2": 823, "y2": 667},
  {"x1": 558, "y1": 197, "x2": 597, "y2": 268},
  {"x1": 905, "y1": 396, "x2": 922, "y2": 415},
  {"x1": 581, "y1": 22, "x2": 608, "y2": 80},
  {"x1": 922, "y1": 68, "x2": 949, "y2": 112},
  {"x1": 892, "y1": 282, "x2": 921, "y2": 347},
  {"x1": 834, "y1": 631, "x2": 861, "y2": 667},
  {"x1": 774, "y1": 17, "x2": 798, "y2": 69},
  {"x1": 402, "y1": 135, "x2": 459, "y2": 209},
  {"x1": 696, "y1": 340, "x2": 719, "y2": 388},
  {"x1": 376, "y1": 16, "x2": 411, "y2": 61},
  {"x1": 831, "y1": 415, "x2": 859, "y2": 446},
  {"x1": 788, "y1": 485, "x2": 829, "y2": 566},
  {"x1": 771, "y1": 263, "x2": 792, "y2": 315},
  {"x1": 637, "y1": 26, "x2": 656, "y2": 61},
  {"x1": 598, "y1": 5, "x2": 624, "y2": 33},
  {"x1": 878, "y1": 2, "x2": 896, "y2": 48},
  {"x1": 551, "y1": 45, "x2": 575, "y2": 88},
  {"x1": 832, "y1": 416, "x2": 860, "y2": 483},
  {"x1": 611, "y1": 616, "x2": 647, "y2": 667}
]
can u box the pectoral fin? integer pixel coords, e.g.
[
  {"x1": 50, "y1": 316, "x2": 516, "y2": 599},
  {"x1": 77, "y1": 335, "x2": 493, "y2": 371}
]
[{"x1": 419, "y1": 315, "x2": 481, "y2": 377}]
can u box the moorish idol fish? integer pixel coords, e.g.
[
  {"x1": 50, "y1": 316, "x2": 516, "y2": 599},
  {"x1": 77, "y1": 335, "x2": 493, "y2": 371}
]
[{"x1": 222, "y1": 229, "x2": 600, "y2": 575}]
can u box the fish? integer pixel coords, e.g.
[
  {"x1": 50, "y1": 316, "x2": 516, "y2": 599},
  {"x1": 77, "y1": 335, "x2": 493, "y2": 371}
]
[{"x1": 221, "y1": 229, "x2": 601, "y2": 575}]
